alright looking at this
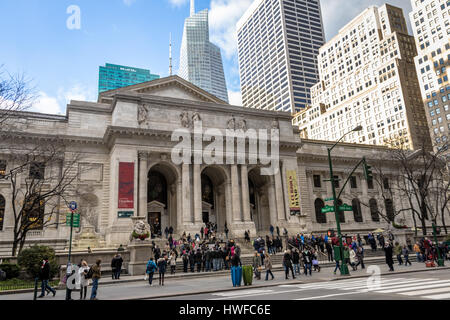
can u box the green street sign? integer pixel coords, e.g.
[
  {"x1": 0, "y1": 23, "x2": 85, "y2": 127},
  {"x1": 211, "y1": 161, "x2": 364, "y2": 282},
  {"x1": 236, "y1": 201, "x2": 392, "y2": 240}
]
[
  {"x1": 118, "y1": 211, "x2": 134, "y2": 219},
  {"x1": 339, "y1": 204, "x2": 353, "y2": 212},
  {"x1": 66, "y1": 213, "x2": 80, "y2": 228},
  {"x1": 321, "y1": 205, "x2": 335, "y2": 213},
  {"x1": 325, "y1": 197, "x2": 334, "y2": 202}
]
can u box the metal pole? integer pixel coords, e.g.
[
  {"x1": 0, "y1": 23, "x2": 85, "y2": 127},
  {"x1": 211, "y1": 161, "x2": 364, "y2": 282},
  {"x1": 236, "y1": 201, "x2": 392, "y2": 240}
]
[
  {"x1": 65, "y1": 211, "x2": 74, "y2": 300},
  {"x1": 33, "y1": 277, "x2": 38, "y2": 300},
  {"x1": 328, "y1": 148, "x2": 350, "y2": 276}
]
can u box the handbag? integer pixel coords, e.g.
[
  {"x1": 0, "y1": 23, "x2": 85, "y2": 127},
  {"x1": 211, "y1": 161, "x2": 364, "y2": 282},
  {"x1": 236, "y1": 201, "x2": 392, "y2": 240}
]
[
  {"x1": 312, "y1": 259, "x2": 319, "y2": 265},
  {"x1": 144, "y1": 273, "x2": 148, "y2": 280}
]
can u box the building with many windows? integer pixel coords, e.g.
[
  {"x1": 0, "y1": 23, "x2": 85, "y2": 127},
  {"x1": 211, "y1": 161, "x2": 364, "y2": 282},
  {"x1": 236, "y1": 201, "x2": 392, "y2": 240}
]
[
  {"x1": 296, "y1": 4, "x2": 431, "y2": 150},
  {"x1": 237, "y1": 0, "x2": 325, "y2": 113},
  {"x1": 410, "y1": 0, "x2": 450, "y2": 158},
  {"x1": 98, "y1": 63, "x2": 160, "y2": 94},
  {"x1": 178, "y1": 0, "x2": 229, "y2": 103}
]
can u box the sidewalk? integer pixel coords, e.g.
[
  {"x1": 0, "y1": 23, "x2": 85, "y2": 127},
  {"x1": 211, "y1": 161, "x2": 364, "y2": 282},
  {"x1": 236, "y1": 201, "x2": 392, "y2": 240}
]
[{"x1": 1, "y1": 259, "x2": 448, "y2": 300}]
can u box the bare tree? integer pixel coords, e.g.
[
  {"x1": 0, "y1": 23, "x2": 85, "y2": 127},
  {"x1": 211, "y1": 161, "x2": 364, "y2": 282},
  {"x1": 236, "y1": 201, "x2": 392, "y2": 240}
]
[
  {"x1": 4, "y1": 138, "x2": 82, "y2": 256},
  {"x1": 0, "y1": 65, "x2": 35, "y2": 127}
]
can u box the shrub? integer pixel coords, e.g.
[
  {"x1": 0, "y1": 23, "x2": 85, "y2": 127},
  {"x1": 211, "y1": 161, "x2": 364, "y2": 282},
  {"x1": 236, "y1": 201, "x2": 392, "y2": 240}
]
[
  {"x1": 17, "y1": 245, "x2": 59, "y2": 279},
  {"x1": 0, "y1": 263, "x2": 20, "y2": 279}
]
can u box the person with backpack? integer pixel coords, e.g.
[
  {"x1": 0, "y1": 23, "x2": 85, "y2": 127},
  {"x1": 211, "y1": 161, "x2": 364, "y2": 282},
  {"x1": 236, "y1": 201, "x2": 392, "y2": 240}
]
[
  {"x1": 403, "y1": 245, "x2": 412, "y2": 266},
  {"x1": 146, "y1": 258, "x2": 158, "y2": 286},
  {"x1": 78, "y1": 260, "x2": 90, "y2": 300},
  {"x1": 89, "y1": 259, "x2": 101, "y2": 300},
  {"x1": 157, "y1": 255, "x2": 167, "y2": 286}
]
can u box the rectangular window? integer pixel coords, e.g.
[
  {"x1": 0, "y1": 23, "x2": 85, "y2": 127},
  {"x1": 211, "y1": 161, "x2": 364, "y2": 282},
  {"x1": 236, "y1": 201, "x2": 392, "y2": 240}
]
[
  {"x1": 0, "y1": 160, "x2": 6, "y2": 179},
  {"x1": 29, "y1": 162, "x2": 45, "y2": 180},
  {"x1": 383, "y1": 178, "x2": 390, "y2": 189},
  {"x1": 367, "y1": 179, "x2": 374, "y2": 190},
  {"x1": 333, "y1": 176, "x2": 340, "y2": 189},
  {"x1": 313, "y1": 175, "x2": 321, "y2": 188},
  {"x1": 350, "y1": 176, "x2": 358, "y2": 189}
]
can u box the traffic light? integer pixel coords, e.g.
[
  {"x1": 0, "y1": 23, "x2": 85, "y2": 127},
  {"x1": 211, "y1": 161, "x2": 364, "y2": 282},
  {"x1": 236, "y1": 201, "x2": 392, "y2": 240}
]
[{"x1": 363, "y1": 157, "x2": 373, "y2": 183}]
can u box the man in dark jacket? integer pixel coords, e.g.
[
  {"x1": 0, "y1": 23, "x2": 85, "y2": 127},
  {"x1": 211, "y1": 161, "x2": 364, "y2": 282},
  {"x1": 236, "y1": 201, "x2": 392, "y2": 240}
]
[
  {"x1": 194, "y1": 249, "x2": 203, "y2": 273},
  {"x1": 384, "y1": 242, "x2": 394, "y2": 271},
  {"x1": 326, "y1": 241, "x2": 333, "y2": 262},
  {"x1": 189, "y1": 250, "x2": 195, "y2": 272},
  {"x1": 292, "y1": 249, "x2": 301, "y2": 276},
  {"x1": 302, "y1": 249, "x2": 313, "y2": 276},
  {"x1": 283, "y1": 250, "x2": 296, "y2": 280},
  {"x1": 38, "y1": 257, "x2": 56, "y2": 298}
]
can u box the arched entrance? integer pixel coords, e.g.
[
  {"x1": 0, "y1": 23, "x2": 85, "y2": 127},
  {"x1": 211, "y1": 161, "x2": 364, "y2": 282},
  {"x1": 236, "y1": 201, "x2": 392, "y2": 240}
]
[
  {"x1": 201, "y1": 166, "x2": 228, "y2": 233},
  {"x1": 147, "y1": 163, "x2": 178, "y2": 238},
  {"x1": 248, "y1": 167, "x2": 271, "y2": 234}
]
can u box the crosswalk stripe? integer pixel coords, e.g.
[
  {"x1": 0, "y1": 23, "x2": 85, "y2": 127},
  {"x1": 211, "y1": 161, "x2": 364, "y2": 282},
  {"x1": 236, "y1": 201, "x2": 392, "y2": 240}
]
[
  {"x1": 295, "y1": 278, "x2": 407, "y2": 290},
  {"x1": 299, "y1": 278, "x2": 433, "y2": 291},
  {"x1": 213, "y1": 289, "x2": 274, "y2": 297},
  {"x1": 401, "y1": 287, "x2": 450, "y2": 296},
  {"x1": 427, "y1": 292, "x2": 450, "y2": 300},
  {"x1": 374, "y1": 281, "x2": 450, "y2": 294},
  {"x1": 358, "y1": 279, "x2": 439, "y2": 292}
]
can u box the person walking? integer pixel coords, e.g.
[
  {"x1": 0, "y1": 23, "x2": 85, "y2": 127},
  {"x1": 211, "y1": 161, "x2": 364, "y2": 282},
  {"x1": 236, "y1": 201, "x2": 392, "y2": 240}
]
[
  {"x1": 349, "y1": 248, "x2": 357, "y2": 271},
  {"x1": 403, "y1": 245, "x2": 412, "y2": 266},
  {"x1": 169, "y1": 251, "x2": 177, "y2": 275},
  {"x1": 157, "y1": 255, "x2": 167, "y2": 286},
  {"x1": 164, "y1": 227, "x2": 169, "y2": 239},
  {"x1": 355, "y1": 246, "x2": 365, "y2": 270},
  {"x1": 269, "y1": 225, "x2": 274, "y2": 237},
  {"x1": 292, "y1": 249, "x2": 301, "y2": 276},
  {"x1": 189, "y1": 250, "x2": 195, "y2": 272},
  {"x1": 38, "y1": 257, "x2": 56, "y2": 298},
  {"x1": 146, "y1": 258, "x2": 158, "y2": 286},
  {"x1": 264, "y1": 252, "x2": 274, "y2": 281},
  {"x1": 252, "y1": 251, "x2": 262, "y2": 280},
  {"x1": 276, "y1": 226, "x2": 280, "y2": 237},
  {"x1": 283, "y1": 250, "x2": 296, "y2": 280},
  {"x1": 90, "y1": 259, "x2": 102, "y2": 300},
  {"x1": 182, "y1": 250, "x2": 189, "y2": 273},
  {"x1": 326, "y1": 241, "x2": 333, "y2": 262},
  {"x1": 394, "y1": 242, "x2": 403, "y2": 265},
  {"x1": 78, "y1": 261, "x2": 90, "y2": 300},
  {"x1": 384, "y1": 242, "x2": 395, "y2": 272},
  {"x1": 195, "y1": 249, "x2": 203, "y2": 273},
  {"x1": 302, "y1": 249, "x2": 313, "y2": 276},
  {"x1": 111, "y1": 253, "x2": 123, "y2": 280},
  {"x1": 414, "y1": 242, "x2": 423, "y2": 263}
]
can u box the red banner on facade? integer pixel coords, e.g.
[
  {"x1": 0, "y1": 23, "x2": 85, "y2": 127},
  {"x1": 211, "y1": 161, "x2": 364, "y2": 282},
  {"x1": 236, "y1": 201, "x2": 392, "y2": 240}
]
[{"x1": 118, "y1": 162, "x2": 134, "y2": 209}]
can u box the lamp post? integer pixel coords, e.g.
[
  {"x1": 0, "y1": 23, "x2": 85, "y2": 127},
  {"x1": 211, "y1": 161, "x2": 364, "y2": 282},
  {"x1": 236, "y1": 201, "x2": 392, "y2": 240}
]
[{"x1": 328, "y1": 125, "x2": 363, "y2": 276}]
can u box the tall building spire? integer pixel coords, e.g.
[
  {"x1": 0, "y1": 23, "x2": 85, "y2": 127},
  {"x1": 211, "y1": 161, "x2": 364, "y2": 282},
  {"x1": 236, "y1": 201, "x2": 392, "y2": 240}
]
[
  {"x1": 190, "y1": 0, "x2": 195, "y2": 16},
  {"x1": 169, "y1": 33, "x2": 173, "y2": 76}
]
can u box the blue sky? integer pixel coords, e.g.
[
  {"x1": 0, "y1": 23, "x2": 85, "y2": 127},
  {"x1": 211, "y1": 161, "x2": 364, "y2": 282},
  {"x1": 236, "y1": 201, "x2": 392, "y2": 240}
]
[{"x1": 0, "y1": 0, "x2": 412, "y2": 114}]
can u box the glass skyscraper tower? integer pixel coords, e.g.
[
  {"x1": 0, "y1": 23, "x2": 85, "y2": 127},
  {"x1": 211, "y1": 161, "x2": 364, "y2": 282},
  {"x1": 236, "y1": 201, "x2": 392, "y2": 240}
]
[
  {"x1": 237, "y1": 0, "x2": 325, "y2": 113},
  {"x1": 179, "y1": 0, "x2": 229, "y2": 103}
]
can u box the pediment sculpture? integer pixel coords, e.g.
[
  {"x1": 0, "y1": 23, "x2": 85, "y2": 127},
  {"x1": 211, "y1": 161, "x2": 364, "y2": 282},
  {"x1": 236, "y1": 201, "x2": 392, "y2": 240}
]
[
  {"x1": 138, "y1": 104, "x2": 150, "y2": 126},
  {"x1": 180, "y1": 111, "x2": 191, "y2": 128},
  {"x1": 227, "y1": 115, "x2": 236, "y2": 130}
]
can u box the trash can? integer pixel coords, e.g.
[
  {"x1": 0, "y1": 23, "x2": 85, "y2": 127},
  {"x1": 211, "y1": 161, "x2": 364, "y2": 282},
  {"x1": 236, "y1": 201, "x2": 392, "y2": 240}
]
[{"x1": 242, "y1": 266, "x2": 253, "y2": 286}]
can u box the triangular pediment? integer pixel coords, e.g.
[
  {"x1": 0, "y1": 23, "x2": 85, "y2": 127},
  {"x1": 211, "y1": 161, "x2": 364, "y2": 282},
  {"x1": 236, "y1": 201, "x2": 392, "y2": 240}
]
[{"x1": 98, "y1": 75, "x2": 228, "y2": 105}]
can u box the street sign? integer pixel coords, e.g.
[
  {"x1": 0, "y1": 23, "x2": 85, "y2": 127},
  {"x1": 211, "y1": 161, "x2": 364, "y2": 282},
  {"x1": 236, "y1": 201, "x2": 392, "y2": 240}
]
[
  {"x1": 339, "y1": 204, "x2": 353, "y2": 212},
  {"x1": 68, "y1": 201, "x2": 77, "y2": 211},
  {"x1": 325, "y1": 197, "x2": 334, "y2": 202},
  {"x1": 118, "y1": 211, "x2": 134, "y2": 218},
  {"x1": 66, "y1": 213, "x2": 80, "y2": 228},
  {"x1": 321, "y1": 205, "x2": 335, "y2": 213}
]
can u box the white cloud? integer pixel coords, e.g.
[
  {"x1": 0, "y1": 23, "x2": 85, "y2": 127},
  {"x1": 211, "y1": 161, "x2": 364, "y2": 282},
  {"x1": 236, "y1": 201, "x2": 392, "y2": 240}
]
[
  {"x1": 209, "y1": 0, "x2": 253, "y2": 59},
  {"x1": 168, "y1": 0, "x2": 189, "y2": 7},
  {"x1": 57, "y1": 84, "x2": 96, "y2": 104},
  {"x1": 123, "y1": 0, "x2": 136, "y2": 6},
  {"x1": 228, "y1": 90, "x2": 242, "y2": 106},
  {"x1": 320, "y1": 0, "x2": 413, "y2": 41},
  {"x1": 32, "y1": 92, "x2": 63, "y2": 115}
]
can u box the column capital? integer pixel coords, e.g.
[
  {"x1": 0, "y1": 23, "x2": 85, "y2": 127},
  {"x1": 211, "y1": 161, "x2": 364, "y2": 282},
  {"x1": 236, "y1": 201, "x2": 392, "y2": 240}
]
[{"x1": 138, "y1": 151, "x2": 149, "y2": 161}]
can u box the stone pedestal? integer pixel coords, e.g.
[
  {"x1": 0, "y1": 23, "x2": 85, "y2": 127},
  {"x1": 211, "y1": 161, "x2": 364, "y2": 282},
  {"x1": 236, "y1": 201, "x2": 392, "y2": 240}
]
[
  {"x1": 73, "y1": 226, "x2": 106, "y2": 250},
  {"x1": 390, "y1": 228, "x2": 415, "y2": 246},
  {"x1": 127, "y1": 240, "x2": 153, "y2": 276}
]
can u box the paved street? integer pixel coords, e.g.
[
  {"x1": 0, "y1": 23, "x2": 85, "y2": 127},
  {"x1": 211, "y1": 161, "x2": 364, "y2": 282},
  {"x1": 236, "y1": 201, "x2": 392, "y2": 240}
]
[
  {"x1": 1, "y1": 262, "x2": 449, "y2": 300},
  {"x1": 164, "y1": 269, "x2": 450, "y2": 300}
]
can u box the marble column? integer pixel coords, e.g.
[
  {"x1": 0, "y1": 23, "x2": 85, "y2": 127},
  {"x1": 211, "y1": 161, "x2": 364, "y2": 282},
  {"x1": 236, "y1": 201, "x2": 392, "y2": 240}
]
[
  {"x1": 225, "y1": 181, "x2": 233, "y2": 227},
  {"x1": 241, "y1": 165, "x2": 251, "y2": 222},
  {"x1": 193, "y1": 164, "x2": 202, "y2": 224},
  {"x1": 268, "y1": 177, "x2": 278, "y2": 226},
  {"x1": 274, "y1": 167, "x2": 286, "y2": 221},
  {"x1": 176, "y1": 181, "x2": 182, "y2": 233},
  {"x1": 138, "y1": 152, "x2": 148, "y2": 218},
  {"x1": 182, "y1": 164, "x2": 192, "y2": 224},
  {"x1": 231, "y1": 164, "x2": 242, "y2": 222}
]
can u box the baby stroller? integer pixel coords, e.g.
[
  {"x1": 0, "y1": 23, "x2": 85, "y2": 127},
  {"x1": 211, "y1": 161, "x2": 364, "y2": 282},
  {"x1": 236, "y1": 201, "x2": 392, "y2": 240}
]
[{"x1": 312, "y1": 257, "x2": 320, "y2": 272}]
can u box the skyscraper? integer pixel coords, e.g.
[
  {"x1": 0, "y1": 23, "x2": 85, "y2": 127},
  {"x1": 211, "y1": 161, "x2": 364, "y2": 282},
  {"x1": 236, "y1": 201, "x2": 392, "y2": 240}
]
[
  {"x1": 410, "y1": 0, "x2": 450, "y2": 158},
  {"x1": 296, "y1": 4, "x2": 431, "y2": 150},
  {"x1": 237, "y1": 0, "x2": 325, "y2": 113},
  {"x1": 98, "y1": 63, "x2": 160, "y2": 94},
  {"x1": 178, "y1": 0, "x2": 229, "y2": 103}
]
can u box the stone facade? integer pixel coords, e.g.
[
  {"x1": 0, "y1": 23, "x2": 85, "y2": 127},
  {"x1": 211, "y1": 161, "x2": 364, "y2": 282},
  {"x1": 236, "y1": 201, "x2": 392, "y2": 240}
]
[{"x1": 0, "y1": 76, "x2": 434, "y2": 255}]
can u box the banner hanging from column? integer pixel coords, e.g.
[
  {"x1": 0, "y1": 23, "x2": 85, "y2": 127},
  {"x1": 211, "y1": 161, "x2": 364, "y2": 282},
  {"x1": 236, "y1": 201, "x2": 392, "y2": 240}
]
[
  {"x1": 286, "y1": 170, "x2": 301, "y2": 216},
  {"x1": 118, "y1": 162, "x2": 135, "y2": 209}
]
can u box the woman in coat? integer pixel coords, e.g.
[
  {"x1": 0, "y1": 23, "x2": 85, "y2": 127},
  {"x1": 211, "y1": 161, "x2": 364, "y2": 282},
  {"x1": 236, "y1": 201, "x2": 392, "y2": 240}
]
[
  {"x1": 384, "y1": 242, "x2": 394, "y2": 271},
  {"x1": 78, "y1": 260, "x2": 90, "y2": 300},
  {"x1": 252, "y1": 251, "x2": 262, "y2": 280},
  {"x1": 283, "y1": 250, "x2": 296, "y2": 280},
  {"x1": 169, "y1": 251, "x2": 177, "y2": 274},
  {"x1": 349, "y1": 248, "x2": 357, "y2": 271},
  {"x1": 157, "y1": 256, "x2": 168, "y2": 286},
  {"x1": 264, "y1": 252, "x2": 274, "y2": 281}
]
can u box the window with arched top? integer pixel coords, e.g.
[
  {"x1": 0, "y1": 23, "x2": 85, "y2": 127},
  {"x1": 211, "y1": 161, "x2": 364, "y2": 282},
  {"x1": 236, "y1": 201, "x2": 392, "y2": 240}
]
[
  {"x1": 314, "y1": 198, "x2": 327, "y2": 224},
  {"x1": 385, "y1": 199, "x2": 395, "y2": 222},
  {"x1": 0, "y1": 195, "x2": 5, "y2": 231},
  {"x1": 352, "y1": 198, "x2": 363, "y2": 223},
  {"x1": 369, "y1": 199, "x2": 380, "y2": 222}
]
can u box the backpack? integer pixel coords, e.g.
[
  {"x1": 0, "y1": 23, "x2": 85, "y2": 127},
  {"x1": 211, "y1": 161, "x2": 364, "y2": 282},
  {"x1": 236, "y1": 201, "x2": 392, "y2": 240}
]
[{"x1": 85, "y1": 266, "x2": 94, "y2": 279}]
